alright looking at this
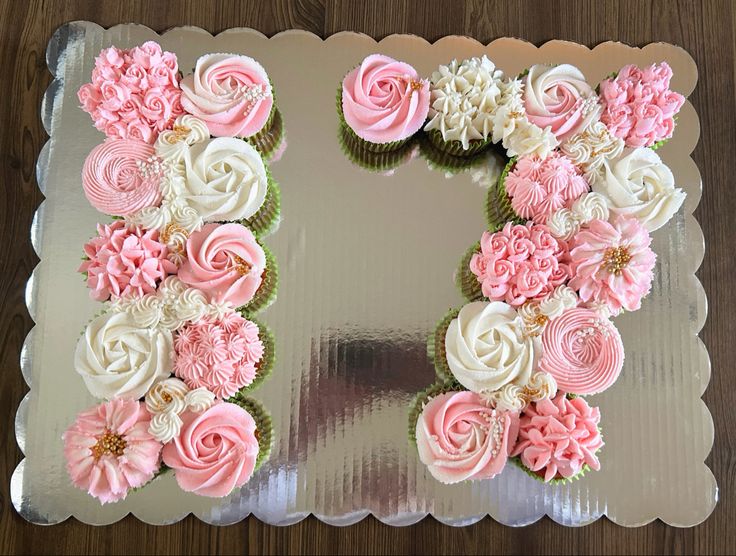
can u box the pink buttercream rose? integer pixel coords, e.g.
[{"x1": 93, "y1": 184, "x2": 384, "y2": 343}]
[
  {"x1": 511, "y1": 394, "x2": 604, "y2": 482},
  {"x1": 78, "y1": 221, "x2": 177, "y2": 301},
  {"x1": 178, "y1": 223, "x2": 266, "y2": 308},
  {"x1": 63, "y1": 399, "x2": 162, "y2": 504},
  {"x1": 470, "y1": 222, "x2": 572, "y2": 307},
  {"x1": 162, "y1": 402, "x2": 260, "y2": 497},
  {"x1": 180, "y1": 53, "x2": 273, "y2": 138},
  {"x1": 174, "y1": 313, "x2": 265, "y2": 398},
  {"x1": 599, "y1": 62, "x2": 685, "y2": 148},
  {"x1": 82, "y1": 138, "x2": 164, "y2": 216},
  {"x1": 539, "y1": 307, "x2": 624, "y2": 395},
  {"x1": 341, "y1": 54, "x2": 430, "y2": 144},
  {"x1": 78, "y1": 41, "x2": 184, "y2": 142},
  {"x1": 415, "y1": 391, "x2": 519, "y2": 484},
  {"x1": 523, "y1": 64, "x2": 598, "y2": 141},
  {"x1": 568, "y1": 215, "x2": 656, "y2": 313}
]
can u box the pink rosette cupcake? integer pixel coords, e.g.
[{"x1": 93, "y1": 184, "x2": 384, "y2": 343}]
[
  {"x1": 522, "y1": 64, "x2": 600, "y2": 142},
  {"x1": 340, "y1": 54, "x2": 429, "y2": 152},
  {"x1": 82, "y1": 138, "x2": 165, "y2": 216},
  {"x1": 180, "y1": 53, "x2": 274, "y2": 139},
  {"x1": 503, "y1": 152, "x2": 590, "y2": 224},
  {"x1": 173, "y1": 313, "x2": 265, "y2": 398},
  {"x1": 539, "y1": 307, "x2": 624, "y2": 395},
  {"x1": 78, "y1": 221, "x2": 177, "y2": 301},
  {"x1": 415, "y1": 390, "x2": 519, "y2": 484},
  {"x1": 511, "y1": 393, "x2": 604, "y2": 483},
  {"x1": 599, "y1": 62, "x2": 685, "y2": 148},
  {"x1": 77, "y1": 41, "x2": 184, "y2": 143},
  {"x1": 177, "y1": 223, "x2": 269, "y2": 309},
  {"x1": 162, "y1": 402, "x2": 259, "y2": 497},
  {"x1": 469, "y1": 221, "x2": 572, "y2": 307},
  {"x1": 568, "y1": 215, "x2": 656, "y2": 313},
  {"x1": 62, "y1": 398, "x2": 162, "y2": 504}
]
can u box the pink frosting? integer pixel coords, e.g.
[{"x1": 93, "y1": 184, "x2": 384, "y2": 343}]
[
  {"x1": 539, "y1": 307, "x2": 624, "y2": 395},
  {"x1": 569, "y1": 215, "x2": 656, "y2": 313},
  {"x1": 78, "y1": 221, "x2": 177, "y2": 301},
  {"x1": 162, "y1": 402, "x2": 259, "y2": 497},
  {"x1": 178, "y1": 223, "x2": 266, "y2": 308},
  {"x1": 510, "y1": 393, "x2": 604, "y2": 482},
  {"x1": 63, "y1": 398, "x2": 162, "y2": 504},
  {"x1": 342, "y1": 54, "x2": 430, "y2": 144},
  {"x1": 78, "y1": 41, "x2": 184, "y2": 142},
  {"x1": 523, "y1": 64, "x2": 596, "y2": 141},
  {"x1": 470, "y1": 222, "x2": 572, "y2": 307},
  {"x1": 82, "y1": 138, "x2": 164, "y2": 216},
  {"x1": 180, "y1": 53, "x2": 273, "y2": 138},
  {"x1": 505, "y1": 152, "x2": 589, "y2": 224},
  {"x1": 174, "y1": 313, "x2": 264, "y2": 398},
  {"x1": 415, "y1": 391, "x2": 519, "y2": 484},
  {"x1": 599, "y1": 62, "x2": 685, "y2": 148}
]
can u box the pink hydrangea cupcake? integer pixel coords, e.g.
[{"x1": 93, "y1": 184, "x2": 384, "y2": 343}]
[{"x1": 339, "y1": 54, "x2": 430, "y2": 153}]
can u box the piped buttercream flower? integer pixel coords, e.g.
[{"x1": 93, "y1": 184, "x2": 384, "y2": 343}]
[
  {"x1": 568, "y1": 215, "x2": 656, "y2": 312},
  {"x1": 415, "y1": 391, "x2": 519, "y2": 484},
  {"x1": 63, "y1": 398, "x2": 162, "y2": 504},
  {"x1": 173, "y1": 313, "x2": 264, "y2": 399},
  {"x1": 145, "y1": 377, "x2": 215, "y2": 443},
  {"x1": 510, "y1": 393, "x2": 604, "y2": 482},
  {"x1": 78, "y1": 221, "x2": 177, "y2": 302}
]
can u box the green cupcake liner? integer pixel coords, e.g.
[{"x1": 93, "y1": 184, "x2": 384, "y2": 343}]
[
  {"x1": 338, "y1": 124, "x2": 417, "y2": 173},
  {"x1": 246, "y1": 106, "x2": 285, "y2": 160},
  {"x1": 456, "y1": 241, "x2": 486, "y2": 303},
  {"x1": 408, "y1": 381, "x2": 466, "y2": 445},
  {"x1": 235, "y1": 317, "x2": 275, "y2": 394},
  {"x1": 417, "y1": 133, "x2": 489, "y2": 174},
  {"x1": 238, "y1": 243, "x2": 278, "y2": 317},
  {"x1": 336, "y1": 85, "x2": 413, "y2": 153},
  {"x1": 241, "y1": 168, "x2": 281, "y2": 238},
  {"x1": 510, "y1": 456, "x2": 592, "y2": 486},
  {"x1": 485, "y1": 156, "x2": 523, "y2": 229},
  {"x1": 423, "y1": 128, "x2": 493, "y2": 158},
  {"x1": 226, "y1": 393, "x2": 273, "y2": 472},
  {"x1": 427, "y1": 307, "x2": 461, "y2": 382}
]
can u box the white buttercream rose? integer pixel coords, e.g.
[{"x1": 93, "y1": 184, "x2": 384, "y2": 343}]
[
  {"x1": 445, "y1": 301, "x2": 540, "y2": 393},
  {"x1": 182, "y1": 137, "x2": 268, "y2": 222},
  {"x1": 593, "y1": 147, "x2": 685, "y2": 231},
  {"x1": 75, "y1": 311, "x2": 173, "y2": 400}
]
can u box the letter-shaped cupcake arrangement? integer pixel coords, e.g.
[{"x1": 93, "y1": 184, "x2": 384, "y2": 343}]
[
  {"x1": 337, "y1": 55, "x2": 687, "y2": 484},
  {"x1": 65, "y1": 42, "x2": 284, "y2": 503}
]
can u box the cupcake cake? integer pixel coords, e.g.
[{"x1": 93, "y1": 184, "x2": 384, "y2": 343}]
[
  {"x1": 423, "y1": 55, "x2": 505, "y2": 156},
  {"x1": 339, "y1": 54, "x2": 430, "y2": 153},
  {"x1": 180, "y1": 53, "x2": 284, "y2": 158}
]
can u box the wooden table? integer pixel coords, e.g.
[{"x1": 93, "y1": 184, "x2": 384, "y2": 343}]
[{"x1": 1, "y1": 1, "x2": 732, "y2": 554}]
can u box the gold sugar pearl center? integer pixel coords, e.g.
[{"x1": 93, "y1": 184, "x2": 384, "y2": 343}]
[
  {"x1": 409, "y1": 80, "x2": 423, "y2": 91},
  {"x1": 232, "y1": 255, "x2": 253, "y2": 276},
  {"x1": 160, "y1": 222, "x2": 188, "y2": 245},
  {"x1": 91, "y1": 429, "x2": 127, "y2": 460},
  {"x1": 603, "y1": 246, "x2": 632, "y2": 276},
  {"x1": 533, "y1": 314, "x2": 549, "y2": 327},
  {"x1": 171, "y1": 124, "x2": 191, "y2": 142},
  {"x1": 161, "y1": 391, "x2": 173, "y2": 403}
]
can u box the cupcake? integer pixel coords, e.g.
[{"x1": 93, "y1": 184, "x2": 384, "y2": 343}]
[
  {"x1": 423, "y1": 56, "x2": 505, "y2": 156},
  {"x1": 339, "y1": 54, "x2": 430, "y2": 153},
  {"x1": 180, "y1": 53, "x2": 283, "y2": 156},
  {"x1": 338, "y1": 124, "x2": 418, "y2": 174}
]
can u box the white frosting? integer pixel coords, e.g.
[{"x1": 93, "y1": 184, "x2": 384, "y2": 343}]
[
  {"x1": 109, "y1": 276, "x2": 231, "y2": 331},
  {"x1": 483, "y1": 371, "x2": 558, "y2": 412},
  {"x1": 182, "y1": 137, "x2": 268, "y2": 222},
  {"x1": 445, "y1": 301, "x2": 540, "y2": 393},
  {"x1": 538, "y1": 285, "x2": 579, "y2": 320},
  {"x1": 547, "y1": 191, "x2": 610, "y2": 240},
  {"x1": 561, "y1": 120, "x2": 625, "y2": 176},
  {"x1": 593, "y1": 147, "x2": 685, "y2": 231},
  {"x1": 492, "y1": 78, "x2": 558, "y2": 158},
  {"x1": 75, "y1": 311, "x2": 173, "y2": 400},
  {"x1": 155, "y1": 114, "x2": 210, "y2": 167},
  {"x1": 144, "y1": 377, "x2": 215, "y2": 442},
  {"x1": 424, "y1": 56, "x2": 505, "y2": 150}
]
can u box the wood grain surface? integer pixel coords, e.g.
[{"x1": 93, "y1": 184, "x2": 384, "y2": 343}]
[{"x1": 0, "y1": 1, "x2": 733, "y2": 554}]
